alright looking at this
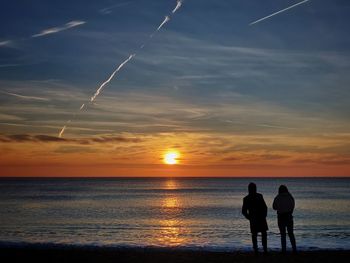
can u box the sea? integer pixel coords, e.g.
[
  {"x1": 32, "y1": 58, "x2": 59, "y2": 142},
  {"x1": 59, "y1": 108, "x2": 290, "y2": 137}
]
[{"x1": 0, "y1": 177, "x2": 349, "y2": 251}]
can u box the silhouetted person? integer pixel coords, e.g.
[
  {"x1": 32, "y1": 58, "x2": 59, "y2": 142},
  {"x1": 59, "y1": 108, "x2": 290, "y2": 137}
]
[
  {"x1": 273, "y1": 185, "x2": 297, "y2": 253},
  {"x1": 242, "y1": 183, "x2": 268, "y2": 254}
]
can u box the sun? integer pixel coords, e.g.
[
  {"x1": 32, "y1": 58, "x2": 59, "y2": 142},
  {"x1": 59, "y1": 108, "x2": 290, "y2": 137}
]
[{"x1": 164, "y1": 151, "x2": 180, "y2": 165}]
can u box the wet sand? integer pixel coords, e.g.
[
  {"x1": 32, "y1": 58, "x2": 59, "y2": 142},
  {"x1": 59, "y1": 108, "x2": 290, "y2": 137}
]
[{"x1": 0, "y1": 245, "x2": 349, "y2": 263}]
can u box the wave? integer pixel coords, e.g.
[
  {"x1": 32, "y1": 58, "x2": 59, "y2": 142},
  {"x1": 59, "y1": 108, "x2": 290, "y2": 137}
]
[{"x1": 0, "y1": 241, "x2": 349, "y2": 252}]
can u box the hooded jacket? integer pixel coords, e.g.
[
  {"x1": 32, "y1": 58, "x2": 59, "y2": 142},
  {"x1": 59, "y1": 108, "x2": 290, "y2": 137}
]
[{"x1": 273, "y1": 192, "x2": 295, "y2": 215}]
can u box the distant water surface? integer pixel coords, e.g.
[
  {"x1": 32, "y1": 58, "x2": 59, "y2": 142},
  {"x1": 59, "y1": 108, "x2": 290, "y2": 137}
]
[{"x1": 0, "y1": 178, "x2": 349, "y2": 251}]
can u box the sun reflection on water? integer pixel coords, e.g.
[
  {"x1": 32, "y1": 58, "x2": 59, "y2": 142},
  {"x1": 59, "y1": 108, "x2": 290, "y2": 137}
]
[
  {"x1": 157, "y1": 218, "x2": 186, "y2": 246},
  {"x1": 155, "y1": 179, "x2": 188, "y2": 246},
  {"x1": 164, "y1": 179, "x2": 178, "y2": 190},
  {"x1": 162, "y1": 196, "x2": 179, "y2": 208}
]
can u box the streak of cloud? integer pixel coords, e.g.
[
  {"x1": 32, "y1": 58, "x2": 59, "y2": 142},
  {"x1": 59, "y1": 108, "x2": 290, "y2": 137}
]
[
  {"x1": 0, "y1": 113, "x2": 23, "y2": 121},
  {"x1": 1, "y1": 91, "x2": 50, "y2": 101},
  {"x1": 172, "y1": 0, "x2": 183, "y2": 14},
  {"x1": 157, "y1": 16, "x2": 171, "y2": 31},
  {"x1": 59, "y1": 120, "x2": 71, "y2": 138},
  {"x1": 58, "y1": 0, "x2": 185, "y2": 137},
  {"x1": 58, "y1": 125, "x2": 67, "y2": 138},
  {"x1": 0, "y1": 134, "x2": 144, "y2": 144},
  {"x1": 0, "y1": 40, "x2": 12, "y2": 47},
  {"x1": 32, "y1": 20, "x2": 86, "y2": 38},
  {"x1": 90, "y1": 54, "x2": 135, "y2": 102},
  {"x1": 99, "y1": 1, "x2": 132, "y2": 15},
  {"x1": 58, "y1": 53, "x2": 134, "y2": 138},
  {"x1": 0, "y1": 64, "x2": 23, "y2": 68},
  {"x1": 257, "y1": 124, "x2": 297, "y2": 130},
  {"x1": 0, "y1": 122, "x2": 115, "y2": 133},
  {"x1": 250, "y1": 0, "x2": 310, "y2": 26}
]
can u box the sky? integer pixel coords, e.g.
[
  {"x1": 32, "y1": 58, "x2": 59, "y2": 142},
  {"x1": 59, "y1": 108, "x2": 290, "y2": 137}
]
[{"x1": 0, "y1": 0, "x2": 350, "y2": 177}]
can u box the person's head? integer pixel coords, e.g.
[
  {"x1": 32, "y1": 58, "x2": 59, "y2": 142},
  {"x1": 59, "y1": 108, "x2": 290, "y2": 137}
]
[
  {"x1": 279, "y1": 185, "x2": 289, "y2": 194},
  {"x1": 248, "y1": 182, "x2": 257, "y2": 194}
]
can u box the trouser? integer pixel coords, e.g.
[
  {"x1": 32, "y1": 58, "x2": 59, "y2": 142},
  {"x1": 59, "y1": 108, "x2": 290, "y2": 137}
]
[
  {"x1": 251, "y1": 231, "x2": 267, "y2": 253},
  {"x1": 278, "y1": 213, "x2": 297, "y2": 252}
]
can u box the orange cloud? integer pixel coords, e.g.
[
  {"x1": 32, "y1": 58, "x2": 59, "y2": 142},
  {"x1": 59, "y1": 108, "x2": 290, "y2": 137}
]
[{"x1": 0, "y1": 131, "x2": 349, "y2": 177}]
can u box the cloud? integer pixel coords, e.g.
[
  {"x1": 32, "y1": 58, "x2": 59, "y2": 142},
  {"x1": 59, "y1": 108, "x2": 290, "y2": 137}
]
[
  {"x1": 1, "y1": 91, "x2": 50, "y2": 101},
  {"x1": 55, "y1": 145, "x2": 97, "y2": 154},
  {"x1": 1, "y1": 134, "x2": 32, "y2": 142},
  {"x1": 0, "y1": 122, "x2": 116, "y2": 135},
  {"x1": 88, "y1": 136, "x2": 142, "y2": 143},
  {"x1": 172, "y1": 0, "x2": 183, "y2": 14},
  {"x1": 157, "y1": 16, "x2": 170, "y2": 31},
  {"x1": 292, "y1": 156, "x2": 350, "y2": 166},
  {"x1": 0, "y1": 113, "x2": 23, "y2": 121},
  {"x1": 0, "y1": 64, "x2": 24, "y2": 68},
  {"x1": 256, "y1": 123, "x2": 297, "y2": 130},
  {"x1": 222, "y1": 154, "x2": 287, "y2": 162},
  {"x1": 99, "y1": 1, "x2": 132, "y2": 15},
  {"x1": 0, "y1": 134, "x2": 144, "y2": 144},
  {"x1": 0, "y1": 40, "x2": 13, "y2": 47},
  {"x1": 1, "y1": 32, "x2": 349, "y2": 137},
  {"x1": 32, "y1": 20, "x2": 86, "y2": 38}
]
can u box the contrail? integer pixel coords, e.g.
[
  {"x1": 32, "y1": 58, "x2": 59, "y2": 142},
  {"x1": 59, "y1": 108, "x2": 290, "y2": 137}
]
[
  {"x1": 140, "y1": 1, "x2": 182, "y2": 49},
  {"x1": 60, "y1": 54, "x2": 134, "y2": 138},
  {"x1": 58, "y1": 126, "x2": 67, "y2": 138},
  {"x1": 59, "y1": 120, "x2": 71, "y2": 138},
  {"x1": 1, "y1": 91, "x2": 49, "y2": 101},
  {"x1": 172, "y1": 0, "x2": 183, "y2": 14},
  {"x1": 0, "y1": 40, "x2": 12, "y2": 47},
  {"x1": 32, "y1": 20, "x2": 86, "y2": 37},
  {"x1": 157, "y1": 16, "x2": 170, "y2": 31},
  {"x1": 90, "y1": 54, "x2": 135, "y2": 102},
  {"x1": 148, "y1": 15, "x2": 171, "y2": 40},
  {"x1": 99, "y1": 1, "x2": 132, "y2": 15},
  {"x1": 250, "y1": 0, "x2": 310, "y2": 26},
  {"x1": 58, "y1": 0, "x2": 184, "y2": 137}
]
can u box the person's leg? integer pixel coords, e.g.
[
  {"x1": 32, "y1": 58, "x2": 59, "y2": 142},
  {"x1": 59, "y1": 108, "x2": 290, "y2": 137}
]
[
  {"x1": 251, "y1": 232, "x2": 258, "y2": 254},
  {"x1": 261, "y1": 231, "x2": 267, "y2": 254},
  {"x1": 287, "y1": 218, "x2": 297, "y2": 253},
  {"x1": 278, "y1": 218, "x2": 287, "y2": 253}
]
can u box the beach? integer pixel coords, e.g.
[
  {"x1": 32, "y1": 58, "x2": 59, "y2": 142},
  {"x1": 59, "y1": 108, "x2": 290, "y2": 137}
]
[{"x1": 1, "y1": 245, "x2": 349, "y2": 263}]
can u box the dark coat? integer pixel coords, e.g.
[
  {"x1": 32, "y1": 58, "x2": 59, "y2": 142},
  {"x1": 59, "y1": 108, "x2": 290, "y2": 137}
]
[{"x1": 242, "y1": 193, "x2": 268, "y2": 233}]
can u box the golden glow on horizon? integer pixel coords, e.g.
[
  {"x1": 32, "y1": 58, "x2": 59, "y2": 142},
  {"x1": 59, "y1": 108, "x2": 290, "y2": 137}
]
[
  {"x1": 164, "y1": 151, "x2": 180, "y2": 165},
  {"x1": 1, "y1": 131, "x2": 349, "y2": 177}
]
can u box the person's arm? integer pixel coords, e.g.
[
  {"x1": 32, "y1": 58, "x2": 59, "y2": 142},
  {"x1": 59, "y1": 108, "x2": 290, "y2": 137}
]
[
  {"x1": 272, "y1": 196, "x2": 278, "y2": 211},
  {"x1": 291, "y1": 194, "x2": 295, "y2": 213},
  {"x1": 242, "y1": 198, "x2": 250, "y2": 220},
  {"x1": 262, "y1": 196, "x2": 268, "y2": 217}
]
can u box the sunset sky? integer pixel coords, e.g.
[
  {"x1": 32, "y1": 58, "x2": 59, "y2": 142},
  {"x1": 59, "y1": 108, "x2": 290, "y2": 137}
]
[{"x1": 1, "y1": 0, "x2": 349, "y2": 177}]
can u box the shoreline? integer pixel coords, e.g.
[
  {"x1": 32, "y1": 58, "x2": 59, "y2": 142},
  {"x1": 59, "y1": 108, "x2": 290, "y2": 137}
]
[
  {"x1": 1, "y1": 244, "x2": 349, "y2": 263},
  {"x1": 1, "y1": 241, "x2": 348, "y2": 251}
]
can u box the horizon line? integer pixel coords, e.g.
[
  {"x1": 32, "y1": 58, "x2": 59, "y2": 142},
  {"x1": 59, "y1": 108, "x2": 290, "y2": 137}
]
[{"x1": 0, "y1": 176, "x2": 349, "y2": 179}]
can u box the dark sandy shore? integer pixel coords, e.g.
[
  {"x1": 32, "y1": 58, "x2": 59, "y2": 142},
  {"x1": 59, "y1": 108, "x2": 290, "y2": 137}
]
[{"x1": 1, "y1": 245, "x2": 349, "y2": 263}]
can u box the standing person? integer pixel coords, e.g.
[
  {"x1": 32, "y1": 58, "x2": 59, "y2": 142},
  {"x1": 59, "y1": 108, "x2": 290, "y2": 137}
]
[
  {"x1": 273, "y1": 185, "x2": 297, "y2": 253},
  {"x1": 242, "y1": 183, "x2": 268, "y2": 254}
]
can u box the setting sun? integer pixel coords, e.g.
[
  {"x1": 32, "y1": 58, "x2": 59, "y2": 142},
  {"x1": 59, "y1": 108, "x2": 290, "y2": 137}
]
[{"x1": 164, "y1": 152, "x2": 180, "y2": 165}]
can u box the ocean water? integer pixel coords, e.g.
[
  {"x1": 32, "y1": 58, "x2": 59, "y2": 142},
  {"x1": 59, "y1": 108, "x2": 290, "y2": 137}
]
[{"x1": 0, "y1": 178, "x2": 349, "y2": 251}]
